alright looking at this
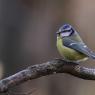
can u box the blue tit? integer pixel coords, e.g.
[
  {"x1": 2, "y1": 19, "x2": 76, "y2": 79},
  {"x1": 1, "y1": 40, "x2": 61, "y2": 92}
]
[{"x1": 56, "y1": 24, "x2": 95, "y2": 63}]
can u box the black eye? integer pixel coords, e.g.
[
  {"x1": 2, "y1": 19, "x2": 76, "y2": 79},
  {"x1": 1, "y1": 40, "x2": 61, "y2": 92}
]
[
  {"x1": 60, "y1": 28, "x2": 74, "y2": 37},
  {"x1": 57, "y1": 24, "x2": 75, "y2": 37}
]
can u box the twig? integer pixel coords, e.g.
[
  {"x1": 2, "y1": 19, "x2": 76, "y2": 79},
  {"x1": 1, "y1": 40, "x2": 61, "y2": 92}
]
[{"x1": 0, "y1": 59, "x2": 95, "y2": 93}]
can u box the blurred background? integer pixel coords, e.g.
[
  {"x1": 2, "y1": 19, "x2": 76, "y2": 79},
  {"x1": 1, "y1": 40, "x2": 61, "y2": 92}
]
[{"x1": 1, "y1": 0, "x2": 95, "y2": 95}]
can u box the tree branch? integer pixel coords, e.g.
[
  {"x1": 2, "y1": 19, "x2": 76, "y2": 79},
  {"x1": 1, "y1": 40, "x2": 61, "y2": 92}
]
[{"x1": 0, "y1": 59, "x2": 95, "y2": 93}]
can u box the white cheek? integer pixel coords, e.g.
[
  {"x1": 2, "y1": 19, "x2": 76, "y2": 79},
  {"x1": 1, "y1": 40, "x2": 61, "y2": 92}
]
[{"x1": 61, "y1": 32, "x2": 70, "y2": 37}]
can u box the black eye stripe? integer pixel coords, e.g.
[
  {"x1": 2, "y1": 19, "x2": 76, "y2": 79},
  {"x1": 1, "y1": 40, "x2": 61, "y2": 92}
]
[
  {"x1": 56, "y1": 28, "x2": 74, "y2": 36},
  {"x1": 69, "y1": 28, "x2": 74, "y2": 36},
  {"x1": 60, "y1": 28, "x2": 74, "y2": 37}
]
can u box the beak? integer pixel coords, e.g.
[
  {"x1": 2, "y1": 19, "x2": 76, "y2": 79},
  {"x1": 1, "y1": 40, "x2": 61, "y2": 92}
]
[{"x1": 56, "y1": 31, "x2": 61, "y2": 34}]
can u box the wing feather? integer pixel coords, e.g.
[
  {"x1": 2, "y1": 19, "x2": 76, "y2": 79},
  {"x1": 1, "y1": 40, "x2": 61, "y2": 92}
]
[{"x1": 63, "y1": 38, "x2": 95, "y2": 59}]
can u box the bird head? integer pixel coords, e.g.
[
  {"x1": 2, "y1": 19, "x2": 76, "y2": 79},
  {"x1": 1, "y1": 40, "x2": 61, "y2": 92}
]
[{"x1": 56, "y1": 24, "x2": 75, "y2": 38}]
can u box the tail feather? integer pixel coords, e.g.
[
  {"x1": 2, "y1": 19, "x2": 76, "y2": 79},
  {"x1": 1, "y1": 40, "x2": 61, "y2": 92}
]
[{"x1": 91, "y1": 54, "x2": 95, "y2": 59}]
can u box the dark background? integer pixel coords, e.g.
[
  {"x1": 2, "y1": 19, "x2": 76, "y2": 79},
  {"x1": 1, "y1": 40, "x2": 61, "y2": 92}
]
[{"x1": 0, "y1": 0, "x2": 95, "y2": 95}]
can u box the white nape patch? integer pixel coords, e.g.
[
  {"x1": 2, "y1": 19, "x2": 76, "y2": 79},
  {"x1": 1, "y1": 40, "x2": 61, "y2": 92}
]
[{"x1": 61, "y1": 32, "x2": 71, "y2": 37}]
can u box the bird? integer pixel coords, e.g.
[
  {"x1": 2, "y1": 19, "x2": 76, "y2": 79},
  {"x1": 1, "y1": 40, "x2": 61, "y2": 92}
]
[{"x1": 56, "y1": 24, "x2": 95, "y2": 63}]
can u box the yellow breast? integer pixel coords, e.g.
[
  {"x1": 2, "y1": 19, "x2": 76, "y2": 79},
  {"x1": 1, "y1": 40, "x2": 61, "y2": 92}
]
[{"x1": 56, "y1": 37, "x2": 87, "y2": 61}]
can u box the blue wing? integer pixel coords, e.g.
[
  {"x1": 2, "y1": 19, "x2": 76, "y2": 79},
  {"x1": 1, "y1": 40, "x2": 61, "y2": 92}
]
[{"x1": 63, "y1": 38, "x2": 95, "y2": 59}]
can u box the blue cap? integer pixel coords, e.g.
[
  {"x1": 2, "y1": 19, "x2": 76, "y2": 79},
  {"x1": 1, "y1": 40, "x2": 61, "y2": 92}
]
[
  {"x1": 56, "y1": 24, "x2": 73, "y2": 34},
  {"x1": 59, "y1": 24, "x2": 72, "y2": 32}
]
